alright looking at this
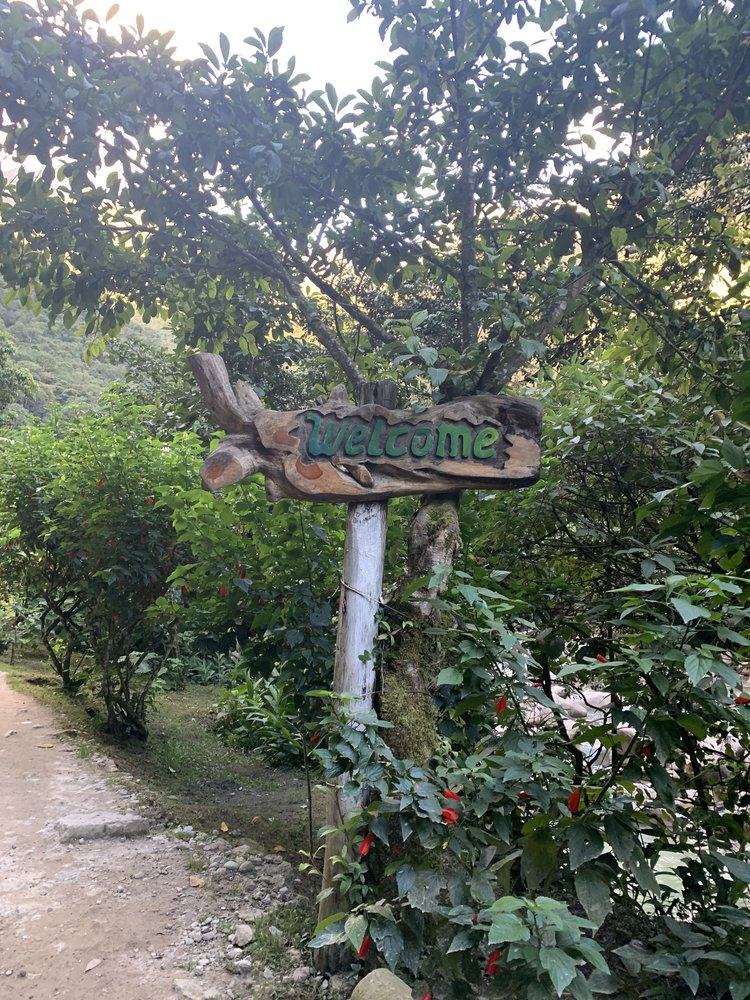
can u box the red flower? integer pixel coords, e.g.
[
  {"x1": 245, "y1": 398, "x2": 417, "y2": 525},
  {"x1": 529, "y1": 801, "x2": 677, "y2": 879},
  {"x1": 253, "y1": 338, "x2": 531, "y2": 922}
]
[
  {"x1": 97, "y1": 479, "x2": 104, "y2": 490},
  {"x1": 472, "y1": 913, "x2": 479, "y2": 924},
  {"x1": 219, "y1": 585, "x2": 228, "y2": 597},
  {"x1": 356, "y1": 936, "x2": 371, "y2": 959},
  {"x1": 443, "y1": 789, "x2": 461, "y2": 802},
  {"x1": 421, "y1": 994, "x2": 432, "y2": 1000},
  {"x1": 238, "y1": 569, "x2": 246, "y2": 579},
  {"x1": 113, "y1": 613, "x2": 119, "y2": 623},
  {"x1": 567, "y1": 789, "x2": 582, "y2": 815},
  {"x1": 495, "y1": 695, "x2": 508, "y2": 714},
  {"x1": 392, "y1": 845, "x2": 401, "y2": 855},
  {"x1": 641, "y1": 746, "x2": 654, "y2": 759},
  {"x1": 441, "y1": 808, "x2": 459, "y2": 825},
  {"x1": 258, "y1": 596, "x2": 266, "y2": 606},
  {"x1": 595, "y1": 653, "x2": 607, "y2": 663},
  {"x1": 485, "y1": 949, "x2": 501, "y2": 976},
  {"x1": 146, "y1": 496, "x2": 154, "y2": 505},
  {"x1": 67, "y1": 550, "x2": 75, "y2": 559},
  {"x1": 518, "y1": 791, "x2": 532, "y2": 801},
  {"x1": 358, "y1": 832, "x2": 375, "y2": 858},
  {"x1": 735, "y1": 696, "x2": 750, "y2": 705},
  {"x1": 49, "y1": 564, "x2": 55, "y2": 572},
  {"x1": 304, "y1": 626, "x2": 312, "y2": 634},
  {"x1": 310, "y1": 733, "x2": 319, "y2": 744}
]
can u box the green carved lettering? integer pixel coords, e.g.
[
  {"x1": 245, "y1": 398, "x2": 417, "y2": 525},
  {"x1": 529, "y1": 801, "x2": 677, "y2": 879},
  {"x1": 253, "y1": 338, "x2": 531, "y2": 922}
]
[
  {"x1": 384, "y1": 423, "x2": 410, "y2": 458},
  {"x1": 410, "y1": 426, "x2": 434, "y2": 458},
  {"x1": 473, "y1": 426, "x2": 500, "y2": 459},
  {"x1": 305, "y1": 412, "x2": 346, "y2": 457},
  {"x1": 366, "y1": 417, "x2": 388, "y2": 457},
  {"x1": 436, "y1": 422, "x2": 471, "y2": 459},
  {"x1": 344, "y1": 423, "x2": 368, "y2": 457}
]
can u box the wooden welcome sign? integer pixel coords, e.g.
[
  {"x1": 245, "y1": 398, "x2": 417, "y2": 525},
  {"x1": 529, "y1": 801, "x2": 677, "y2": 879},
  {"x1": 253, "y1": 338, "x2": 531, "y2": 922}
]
[{"x1": 190, "y1": 354, "x2": 542, "y2": 503}]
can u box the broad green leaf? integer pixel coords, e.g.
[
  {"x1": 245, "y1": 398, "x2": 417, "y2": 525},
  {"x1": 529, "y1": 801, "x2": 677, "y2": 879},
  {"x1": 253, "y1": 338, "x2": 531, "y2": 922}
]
[
  {"x1": 574, "y1": 868, "x2": 613, "y2": 928},
  {"x1": 568, "y1": 825, "x2": 605, "y2": 870},
  {"x1": 611, "y1": 227, "x2": 628, "y2": 250},
  {"x1": 540, "y1": 947, "x2": 578, "y2": 996},
  {"x1": 487, "y1": 913, "x2": 531, "y2": 944},
  {"x1": 671, "y1": 597, "x2": 711, "y2": 624}
]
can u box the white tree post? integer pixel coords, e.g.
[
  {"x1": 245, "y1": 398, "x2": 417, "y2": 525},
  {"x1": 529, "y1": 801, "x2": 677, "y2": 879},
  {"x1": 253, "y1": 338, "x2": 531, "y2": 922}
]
[{"x1": 314, "y1": 380, "x2": 398, "y2": 972}]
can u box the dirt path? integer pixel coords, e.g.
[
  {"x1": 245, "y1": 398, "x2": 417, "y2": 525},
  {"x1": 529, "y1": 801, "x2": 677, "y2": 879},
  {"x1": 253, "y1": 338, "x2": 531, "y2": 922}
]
[{"x1": 0, "y1": 672, "x2": 249, "y2": 1000}]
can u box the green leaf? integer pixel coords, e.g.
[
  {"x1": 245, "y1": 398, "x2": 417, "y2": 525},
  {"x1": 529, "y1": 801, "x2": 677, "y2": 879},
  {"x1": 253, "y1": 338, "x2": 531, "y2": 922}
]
[
  {"x1": 611, "y1": 227, "x2": 628, "y2": 250},
  {"x1": 574, "y1": 868, "x2": 613, "y2": 928},
  {"x1": 344, "y1": 913, "x2": 368, "y2": 950},
  {"x1": 219, "y1": 32, "x2": 230, "y2": 62},
  {"x1": 435, "y1": 666, "x2": 463, "y2": 686},
  {"x1": 198, "y1": 42, "x2": 220, "y2": 68},
  {"x1": 267, "y1": 25, "x2": 283, "y2": 56},
  {"x1": 447, "y1": 929, "x2": 474, "y2": 953},
  {"x1": 713, "y1": 851, "x2": 750, "y2": 883},
  {"x1": 670, "y1": 597, "x2": 711, "y2": 624},
  {"x1": 722, "y1": 438, "x2": 746, "y2": 470},
  {"x1": 309, "y1": 920, "x2": 347, "y2": 949},
  {"x1": 406, "y1": 870, "x2": 444, "y2": 913},
  {"x1": 541, "y1": 947, "x2": 578, "y2": 996},
  {"x1": 684, "y1": 649, "x2": 715, "y2": 684},
  {"x1": 568, "y1": 825, "x2": 605, "y2": 870},
  {"x1": 370, "y1": 921, "x2": 403, "y2": 968},
  {"x1": 487, "y1": 913, "x2": 531, "y2": 944}
]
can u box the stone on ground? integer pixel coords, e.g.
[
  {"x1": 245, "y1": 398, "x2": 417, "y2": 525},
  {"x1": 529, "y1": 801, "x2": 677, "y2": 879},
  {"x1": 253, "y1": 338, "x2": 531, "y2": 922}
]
[
  {"x1": 56, "y1": 811, "x2": 149, "y2": 843},
  {"x1": 350, "y1": 968, "x2": 412, "y2": 1000}
]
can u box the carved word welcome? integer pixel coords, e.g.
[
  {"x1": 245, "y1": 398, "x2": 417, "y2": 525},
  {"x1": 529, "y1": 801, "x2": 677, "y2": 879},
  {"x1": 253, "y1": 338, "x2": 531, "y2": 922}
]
[{"x1": 190, "y1": 355, "x2": 543, "y2": 504}]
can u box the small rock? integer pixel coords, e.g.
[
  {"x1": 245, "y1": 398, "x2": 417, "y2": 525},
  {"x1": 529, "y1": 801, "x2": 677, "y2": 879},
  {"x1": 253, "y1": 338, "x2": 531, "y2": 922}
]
[
  {"x1": 238, "y1": 861, "x2": 254, "y2": 874},
  {"x1": 267, "y1": 925, "x2": 284, "y2": 942},
  {"x1": 57, "y1": 812, "x2": 148, "y2": 844},
  {"x1": 237, "y1": 907, "x2": 263, "y2": 923},
  {"x1": 223, "y1": 860, "x2": 239, "y2": 872},
  {"x1": 233, "y1": 925, "x2": 255, "y2": 948},
  {"x1": 226, "y1": 948, "x2": 242, "y2": 961},
  {"x1": 291, "y1": 966, "x2": 312, "y2": 983},
  {"x1": 84, "y1": 959, "x2": 102, "y2": 973},
  {"x1": 233, "y1": 959, "x2": 253, "y2": 975},
  {"x1": 262, "y1": 967, "x2": 274, "y2": 980},
  {"x1": 5, "y1": 730, "x2": 17, "y2": 737},
  {"x1": 350, "y1": 969, "x2": 412, "y2": 1000}
]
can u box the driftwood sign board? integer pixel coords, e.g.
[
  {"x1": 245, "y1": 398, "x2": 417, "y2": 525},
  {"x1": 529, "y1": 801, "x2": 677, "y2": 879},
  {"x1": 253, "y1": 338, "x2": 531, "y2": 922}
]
[{"x1": 190, "y1": 354, "x2": 542, "y2": 503}]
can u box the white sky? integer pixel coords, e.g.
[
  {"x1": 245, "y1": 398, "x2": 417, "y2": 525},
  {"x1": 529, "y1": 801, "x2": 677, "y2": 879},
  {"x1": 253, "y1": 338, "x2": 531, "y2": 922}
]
[{"x1": 87, "y1": 0, "x2": 389, "y2": 94}]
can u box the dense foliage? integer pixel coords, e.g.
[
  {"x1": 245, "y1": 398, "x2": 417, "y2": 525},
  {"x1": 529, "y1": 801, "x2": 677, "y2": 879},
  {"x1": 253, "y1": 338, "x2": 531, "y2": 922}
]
[{"x1": 0, "y1": 0, "x2": 748, "y2": 996}]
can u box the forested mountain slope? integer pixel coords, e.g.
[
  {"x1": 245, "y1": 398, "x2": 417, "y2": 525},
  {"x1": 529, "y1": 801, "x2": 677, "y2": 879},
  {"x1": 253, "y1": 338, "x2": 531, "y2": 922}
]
[{"x1": 0, "y1": 290, "x2": 168, "y2": 415}]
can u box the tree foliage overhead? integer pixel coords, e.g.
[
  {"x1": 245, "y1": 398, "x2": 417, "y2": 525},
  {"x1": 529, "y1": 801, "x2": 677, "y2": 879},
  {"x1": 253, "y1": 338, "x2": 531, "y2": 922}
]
[{"x1": 0, "y1": 0, "x2": 748, "y2": 395}]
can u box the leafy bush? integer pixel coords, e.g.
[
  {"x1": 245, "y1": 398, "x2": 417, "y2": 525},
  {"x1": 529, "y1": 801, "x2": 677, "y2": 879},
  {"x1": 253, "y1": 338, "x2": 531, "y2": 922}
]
[{"x1": 309, "y1": 575, "x2": 750, "y2": 1000}]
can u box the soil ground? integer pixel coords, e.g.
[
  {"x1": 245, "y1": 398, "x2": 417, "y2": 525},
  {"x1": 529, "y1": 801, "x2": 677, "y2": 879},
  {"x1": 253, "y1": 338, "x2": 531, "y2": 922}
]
[{"x1": 0, "y1": 662, "x2": 329, "y2": 1000}]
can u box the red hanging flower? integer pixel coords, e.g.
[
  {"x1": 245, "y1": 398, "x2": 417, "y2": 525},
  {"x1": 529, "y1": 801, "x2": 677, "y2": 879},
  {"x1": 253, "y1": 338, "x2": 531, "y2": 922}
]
[
  {"x1": 495, "y1": 695, "x2": 508, "y2": 714},
  {"x1": 310, "y1": 733, "x2": 319, "y2": 743},
  {"x1": 219, "y1": 585, "x2": 228, "y2": 597},
  {"x1": 443, "y1": 789, "x2": 461, "y2": 802},
  {"x1": 356, "y1": 936, "x2": 371, "y2": 959},
  {"x1": 421, "y1": 994, "x2": 432, "y2": 1000},
  {"x1": 97, "y1": 478, "x2": 104, "y2": 491},
  {"x1": 485, "y1": 949, "x2": 502, "y2": 976},
  {"x1": 567, "y1": 789, "x2": 582, "y2": 815},
  {"x1": 258, "y1": 596, "x2": 266, "y2": 605},
  {"x1": 595, "y1": 653, "x2": 607, "y2": 663},
  {"x1": 146, "y1": 496, "x2": 154, "y2": 505},
  {"x1": 472, "y1": 913, "x2": 479, "y2": 924},
  {"x1": 735, "y1": 695, "x2": 750, "y2": 705},
  {"x1": 641, "y1": 746, "x2": 654, "y2": 759},
  {"x1": 441, "y1": 807, "x2": 459, "y2": 825},
  {"x1": 357, "y1": 832, "x2": 375, "y2": 858},
  {"x1": 518, "y1": 791, "x2": 532, "y2": 801}
]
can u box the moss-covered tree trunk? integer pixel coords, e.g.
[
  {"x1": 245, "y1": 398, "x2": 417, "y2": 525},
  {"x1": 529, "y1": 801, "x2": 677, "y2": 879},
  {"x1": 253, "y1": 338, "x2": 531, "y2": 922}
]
[{"x1": 379, "y1": 493, "x2": 462, "y2": 763}]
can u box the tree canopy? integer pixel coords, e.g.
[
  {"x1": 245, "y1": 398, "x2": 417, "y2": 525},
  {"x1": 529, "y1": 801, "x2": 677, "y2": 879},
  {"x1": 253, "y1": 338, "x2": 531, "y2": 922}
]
[{"x1": 0, "y1": 0, "x2": 748, "y2": 396}]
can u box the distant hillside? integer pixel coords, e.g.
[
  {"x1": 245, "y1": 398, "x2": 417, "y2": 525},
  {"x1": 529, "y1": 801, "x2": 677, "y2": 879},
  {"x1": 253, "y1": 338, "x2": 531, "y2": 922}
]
[{"x1": 0, "y1": 290, "x2": 169, "y2": 416}]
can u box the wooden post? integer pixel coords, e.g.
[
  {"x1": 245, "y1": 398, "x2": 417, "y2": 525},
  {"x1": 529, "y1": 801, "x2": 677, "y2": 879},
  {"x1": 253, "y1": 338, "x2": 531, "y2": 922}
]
[{"x1": 314, "y1": 380, "x2": 398, "y2": 974}]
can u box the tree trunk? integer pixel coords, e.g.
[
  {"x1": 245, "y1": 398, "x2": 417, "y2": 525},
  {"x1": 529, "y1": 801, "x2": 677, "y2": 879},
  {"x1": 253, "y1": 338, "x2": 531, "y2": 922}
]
[{"x1": 379, "y1": 493, "x2": 462, "y2": 763}]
